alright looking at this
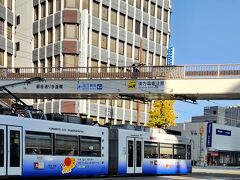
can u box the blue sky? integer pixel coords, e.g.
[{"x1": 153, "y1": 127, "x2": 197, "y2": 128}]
[{"x1": 170, "y1": 0, "x2": 240, "y2": 123}]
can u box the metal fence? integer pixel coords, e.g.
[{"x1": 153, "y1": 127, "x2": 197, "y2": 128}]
[{"x1": 0, "y1": 64, "x2": 240, "y2": 80}]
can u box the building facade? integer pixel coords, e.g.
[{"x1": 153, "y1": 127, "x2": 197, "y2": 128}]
[
  {"x1": 15, "y1": 0, "x2": 172, "y2": 125},
  {"x1": 171, "y1": 122, "x2": 240, "y2": 166},
  {"x1": 192, "y1": 106, "x2": 240, "y2": 127},
  {"x1": 0, "y1": 0, "x2": 15, "y2": 68}
]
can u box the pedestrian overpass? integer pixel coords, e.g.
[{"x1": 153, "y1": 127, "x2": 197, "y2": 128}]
[{"x1": 0, "y1": 64, "x2": 240, "y2": 102}]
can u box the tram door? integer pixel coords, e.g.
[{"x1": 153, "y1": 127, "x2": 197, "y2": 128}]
[
  {"x1": 126, "y1": 137, "x2": 142, "y2": 174},
  {"x1": 7, "y1": 126, "x2": 22, "y2": 176},
  {"x1": 0, "y1": 126, "x2": 6, "y2": 176}
]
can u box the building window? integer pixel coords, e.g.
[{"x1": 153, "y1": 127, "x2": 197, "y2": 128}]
[
  {"x1": 64, "y1": 0, "x2": 78, "y2": 8},
  {"x1": 92, "y1": 1, "x2": 99, "y2": 17},
  {"x1": 48, "y1": 0, "x2": 53, "y2": 15},
  {"x1": 156, "y1": 30, "x2": 161, "y2": 44},
  {"x1": 55, "y1": 25, "x2": 61, "y2": 41},
  {"x1": 0, "y1": 0, "x2": 4, "y2": 5},
  {"x1": 34, "y1": 6, "x2": 39, "y2": 21},
  {"x1": 111, "y1": 9, "x2": 117, "y2": 25},
  {"x1": 142, "y1": 24, "x2": 147, "y2": 38},
  {"x1": 155, "y1": 54, "x2": 160, "y2": 66},
  {"x1": 135, "y1": 20, "x2": 140, "y2": 35},
  {"x1": 102, "y1": 5, "x2": 108, "y2": 21},
  {"x1": 48, "y1": 28, "x2": 53, "y2": 44},
  {"x1": 92, "y1": 30, "x2": 99, "y2": 46},
  {"x1": 157, "y1": 6, "x2": 162, "y2": 20},
  {"x1": 55, "y1": 135, "x2": 78, "y2": 156},
  {"x1": 40, "y1": 59, "x2": 45, "y2": 73},
  {"x1": 163, "y1": 33, "x2": 167, "y2": 46},
  {"x1": 56, "y1": 0, "x2": 61, "y2": 11},
  {"x1": 134, "y1": 46, "x2": 140, "y2": 60},
  {"x1": 64, "y1": 24, "x2": 79, "y2": 39},
  {"x1": 64, "y1": 54, "x2": 78, "y2": 67},
  {"x1": 82, "y1": 0, "x2": 89, "y2": 10},
  {"x1": 0, "y1": 18, "x2": 4, "y2": 35},
  {"x1": 128, "y1": 0, "x2": 134, "y2": 6},
  {"x1": 16, "y1": 42, "x2": 20, "y2": 51},
  {"x1": 7, "y1": 0, "x2": 12, "y2": 10},
  {"x1": 40, "y1": 31, "x2": 45, "y2": 46},
  {"x1": 142, "y1": 49, "x2": 147, "y2": 64},
  {"x1": 55, "y1": 55, "x2": 61, "y2": 69},
  {"x1": 162, "y1": 56, "x2": 166, "y2": 66},
  {"x1": 101, "y1": 34, "x2": 107, "y2": 49},
  {"x1": 150, "y1": 2, "x2": 155, "y2": 17},
  {"x1": 118, "y1": 40, "x2": 124, "y2": 55},
  {"x1": 127, "y1": 44, "x2": 132, "y2": 58},
  {"x1": 41, "y1": 2, "x2": 46, "y2": 18},
  {"x1": 16, "y1": 16, "x2": 20, "y2": 25},
  {"x1": 34, "y1": 33, "x2": 38, "y2": 48},
  {"x1": 148, "y1": 52, "x2": 153, "y2": 65},
  {"x1": 143, "y1": 0, "x2": 148, "y2": 13},
  {"x1": 119, "y1": 13, "x2": 125, "y2": 28},
  {"x1": 7, "y1": 53, "x2": 12, "y2": 68},
  {"x1": 0, "y1": 50, "x2": 3, "y2": 66},
  {"x1": 127, "y1": 17, "x2": 133, "y2": 32},
  {"x1": 136, "y1": 0, "x2": 141, "y2": 9},
  {"x1": 149, "y1": 27, "x2": 154, "y2": 41},
  {"x1": 110, "y1": 37, "x2": 116, "y2": 52},
  {"x1": 47, "y1": 57, "x2": 52, "y2": 72},
  {"x1": 7, "y1": 23, "x2": 12, "y2": 40},
  {"x1": 164, "y1": 9, "x2": 168, "y2": 23}
]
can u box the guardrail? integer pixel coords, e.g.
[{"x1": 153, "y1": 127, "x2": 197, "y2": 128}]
[{"x1": 0, "y1": 64, "x2": 240, "y2": 80}]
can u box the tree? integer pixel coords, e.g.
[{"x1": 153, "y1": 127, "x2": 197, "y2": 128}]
[{"x1": 147, "y1": 100, "x2": 177, "y2": 128}]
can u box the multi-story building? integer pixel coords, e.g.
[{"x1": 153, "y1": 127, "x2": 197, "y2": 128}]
[
  {"x1": 192, "y1": 106, "x2": 240, "y2": 127},
  {"x1": 0, "y1": 0, "x2": 14, "y2": 68},
  {"x1": 15, "y1": 0, "x2": 172, "y2": 125}
]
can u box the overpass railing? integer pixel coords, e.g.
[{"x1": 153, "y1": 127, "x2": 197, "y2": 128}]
[{"x1": 0, "y1": 64, "x2": 240, "y2": 80}]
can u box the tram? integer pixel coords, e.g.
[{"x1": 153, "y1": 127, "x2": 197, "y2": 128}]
[{"x1": 0, "y1": 114, "x2": 192, "y2": 178}]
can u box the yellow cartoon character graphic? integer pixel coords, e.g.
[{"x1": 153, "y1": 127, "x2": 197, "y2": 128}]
[{"x1": 61, "y1": 157, "x2": 76, "y2": 174}]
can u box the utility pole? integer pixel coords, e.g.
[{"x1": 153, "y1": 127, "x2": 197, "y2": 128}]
[{"x1": 137, "y1": 39, "x2": 143, "y2": 126}]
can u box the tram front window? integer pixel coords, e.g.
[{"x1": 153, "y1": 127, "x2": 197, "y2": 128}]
[
  {"x1": 0, "y1": 130, "x2": 4, "y2": 167},
  {"x1": 10, "y1": 130, "x2": 20, "y2": 167}
]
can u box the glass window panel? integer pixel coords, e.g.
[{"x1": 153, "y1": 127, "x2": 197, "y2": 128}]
[
  {"x1": 92, "y1": 1, "x2": 99, "y2": 17},
  {"x1": 163, "y1": 33, "x2": 167, "y2": 46},
  {"x1": 128, "y1": 0, "x2": 134, "y2": 6},
  {"x1": 40, "y1": 31, "x2": 45, "y2": 46},
  {"x1": 56, "y1": 0, "x2": 61, "y2": 11},
  {"x1": 119, "y1": 13, "x2": 125, "y2": 28},
  {"x1": 142, "y1": 49, "x2": 147, "y2": 64},
  {"x1": 119, "y1": 40, "x2": 124, "y2": 55},
  {"x1": 7, "y1": 0, "x2": 12, "y2": 10},
  {"x1": 80, "y1": 136, "x2": 101, "y2": 157},
  {"x1": 110, "y1": 37, "x2": 116, "y2": 52},
  {"x1": 144, "y1": 142, "x2": 159, "y2": 158},
  {"x1": 0, "y1": 0, "x2": 4, "y2": 5},
  {"x1": 148, "y1": 52, "x2": 153, "y2": 65},
  {"x1": 136, "y1": 0, "x2": 141, "y2": 9},
  {"x1": 7, "y1": 53, "x2": 12, "y2": 67},
  {"x1": 92, "y1": 30, "x2": 99, "y2": 46},
  {"x1": 162, "y1": 56, "x2": 166, "y2": 66},
  {"x1": 143, "y1": 0, "x2": 148, "y2": 13},
  {"x1": 55, "y1": 135, "x2": 78, "y2": 156},
  {"x1": 102, "y1": 5, "x2": 108, "y2": 21},
  {"x1": 156, "y1": 30, "x2": 161, "y2": 44},
  {"x1": 48, "y1": 28, "x2": 53, "y2": 44},
  {"x1": 134, "y1": 46, "x2": 139, "y2": 60},
  {"x1": 150, "y1": 2, "x2": 155, "y2": 16},
  {"x1": 135, "y1": 20, "x2": 140, "y2": 35},
  {"x1": 34, "y1": 33, "x2": 38, "y2": 48},
  {"x1": 149, "y1": 27, "x2": 154, "y2": 41},
  {"x1": 41, "y1": 2, "x2": 46, "y2": 18},
  {"x1": 0, "y1": 130, "x2": 3, "y2": 167},
  {"x1": 160, "y1": 143, "x2": 173, "y2": 159},
  {"x1": 187, "y1": 145, "x2": 191, "y2": 160},
  {"x1": 34, "y1": 6, "x2": 39, "y2": 21},
  {"x1": 7, "y1": 23, "x2": 12, "y2": 40},
  {"x1": 127, "y1": 17, "x2": 133, "y2": 32},
  {"x1": 64, "y1": 0, "x2": 78, "y2": 8},
  {"x1": 127, "y1": 44, "x2": 132, "y2": 58},
  {"x1": 82, "y1": 0, "x2": 89, "y2": 10},
  {"x1": 101, "y1": 34, "x2": 107, "y2": 49},
  {"x1": 173, "y1": 144, "x2": 186, "y2": 159},
  {"x1": 155, "y1": 54, "x2": 160, "y2": 66},
  {"x1": 10, "y1": 131, "x2": 20, "y2": 167},
  {"x1": 111, "y1": 9, "x2": 117, "y2": 25},
  {"x1": 142, "y1": 24, "x2": 147, "y2": 38},
  {"x1": 55, "y1": 25, "x2": 61, "y2": 41},
  {"x1": 25, "y1": 131, "x2": 52, "y2": 155},
  {"x1": 157, "y1": 6, "x2": 162, "y2": 20},
  {"x1": 48, "y1": 0, "x2": 53, "y2": 15},
  {"x1": 164, "y1": 9, "x2": 168, "y2": 22}
]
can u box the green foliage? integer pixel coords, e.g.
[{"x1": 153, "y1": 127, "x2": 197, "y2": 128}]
[{"x1": 147, "y1": 100, "x2": 177, "y2": 128}]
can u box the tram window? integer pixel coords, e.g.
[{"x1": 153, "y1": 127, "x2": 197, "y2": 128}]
[
  {"x1": 173, "y1": 144, "x2": 186, "y2": 159},
  {"x1": 0, "y1": 130, "x2": 4, "y2": 167},
  {"x1": 55, "y1": 135, "x2": 78, "y2": 156},
  {"x1": 25, "y1": 131, "x2": 53, "y2": 155},
  {"x1": 10, "y1": 131, "x2": 20, "y2": 167},
  {"x1": 144, "y1": 142, "x2": 159, "y2": 158},
  {"x1": 80, "y1": 136, "x2": 101, "y2": 157},
  {"x1": 187, "y1": 145, "x2": 191, "y2": 160},
  {"x1": 160, "y1": 143, "x2": 173, "y2": 159}
]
